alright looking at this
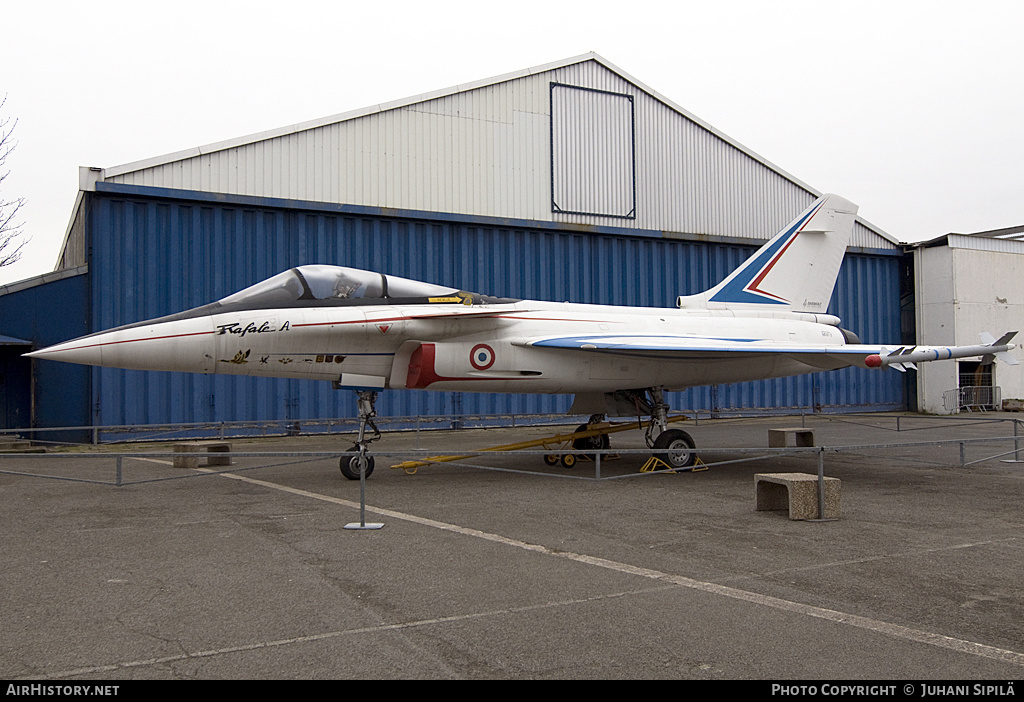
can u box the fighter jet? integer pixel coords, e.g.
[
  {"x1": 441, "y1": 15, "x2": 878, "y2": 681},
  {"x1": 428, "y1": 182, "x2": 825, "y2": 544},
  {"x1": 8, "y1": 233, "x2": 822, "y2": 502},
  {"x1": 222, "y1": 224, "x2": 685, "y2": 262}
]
[{"x1": 27, "y1": 194, "x2": 1018, "y2": 478}]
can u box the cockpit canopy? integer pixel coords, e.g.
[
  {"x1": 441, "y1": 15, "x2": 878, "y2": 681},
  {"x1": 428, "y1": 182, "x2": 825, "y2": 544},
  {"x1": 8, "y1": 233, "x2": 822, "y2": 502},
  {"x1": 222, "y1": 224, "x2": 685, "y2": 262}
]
[
  {"x1": 97, "y1": 265, "x2": 513, "y2": 335},
  {"x1": 218, "y1": 265, "x2": 487, "y2": 308}
]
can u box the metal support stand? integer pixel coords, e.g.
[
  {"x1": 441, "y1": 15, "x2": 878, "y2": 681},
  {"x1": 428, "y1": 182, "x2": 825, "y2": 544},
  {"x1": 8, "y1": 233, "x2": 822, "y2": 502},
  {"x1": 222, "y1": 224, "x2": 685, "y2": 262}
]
[
  {"x1": 345, "y1": 391, "x2": 383, "y2": 530},
  {"x1": 344, "y1": 452, "x2": 382, "y2": 530},
  {"x1": 807, "y1": 448, "x2": 838, "y2": 522}
]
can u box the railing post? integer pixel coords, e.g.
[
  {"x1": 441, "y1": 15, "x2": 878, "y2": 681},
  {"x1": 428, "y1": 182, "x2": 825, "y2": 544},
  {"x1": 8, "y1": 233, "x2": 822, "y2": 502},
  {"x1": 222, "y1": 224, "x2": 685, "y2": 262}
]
[
  {"x1": 1005, "y1": 419, "x2": 1024, "y2": 464},
  {"x1": 817, "y1": 448, "x2": 825, "y2": 520}
]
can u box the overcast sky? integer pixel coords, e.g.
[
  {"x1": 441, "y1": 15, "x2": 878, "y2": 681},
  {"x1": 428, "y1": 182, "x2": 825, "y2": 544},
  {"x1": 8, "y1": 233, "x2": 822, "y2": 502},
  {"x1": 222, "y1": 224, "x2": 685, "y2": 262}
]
[{"x1": 1, "y1": 0, "x2": 1021, "y2": 286}]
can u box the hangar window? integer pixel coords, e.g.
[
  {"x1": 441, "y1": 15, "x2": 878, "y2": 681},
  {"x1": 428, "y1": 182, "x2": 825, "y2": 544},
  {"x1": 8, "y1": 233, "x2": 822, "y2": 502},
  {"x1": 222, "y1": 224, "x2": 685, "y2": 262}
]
[{"x1": 550, "y1": 83, "x2": 636, "y2": 219}]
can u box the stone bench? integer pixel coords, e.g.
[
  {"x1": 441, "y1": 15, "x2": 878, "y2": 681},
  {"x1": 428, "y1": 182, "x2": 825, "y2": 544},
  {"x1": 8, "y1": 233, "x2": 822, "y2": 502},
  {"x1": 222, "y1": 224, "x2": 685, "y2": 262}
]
[
  {"x1": 173, "y1": 441, "x2": 232, "y2": 469},
  {"x1": 755, "y1": 472, "x2": 840, "y2": 520},
  {"x1": 768, "y1": 427, "x2": 815, "y2": 448}
]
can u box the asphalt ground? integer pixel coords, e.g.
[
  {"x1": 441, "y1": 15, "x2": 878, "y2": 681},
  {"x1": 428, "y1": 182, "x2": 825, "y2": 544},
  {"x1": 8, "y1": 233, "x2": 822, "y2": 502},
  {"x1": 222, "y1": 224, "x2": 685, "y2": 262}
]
[{"x1": 2, "y1": 412, "x2": 1024, "y2": 681}]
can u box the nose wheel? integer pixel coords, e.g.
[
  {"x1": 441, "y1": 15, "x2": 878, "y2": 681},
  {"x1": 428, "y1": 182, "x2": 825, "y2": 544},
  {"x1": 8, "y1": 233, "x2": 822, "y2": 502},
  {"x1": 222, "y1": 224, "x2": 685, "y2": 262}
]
[
  {"x1": 339, "y1": 390, "x2": 380, "y2": 480},
  {"x1": 340, "y1": 448, "x2": 376, "y2": 480}
]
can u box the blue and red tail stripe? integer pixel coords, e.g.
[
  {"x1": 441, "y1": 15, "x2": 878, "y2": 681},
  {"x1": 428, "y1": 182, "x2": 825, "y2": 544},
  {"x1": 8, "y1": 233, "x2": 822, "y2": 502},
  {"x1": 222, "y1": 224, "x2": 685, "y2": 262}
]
[{"x1": 707, "y1": 200, "x2": 825, "y2": 305}]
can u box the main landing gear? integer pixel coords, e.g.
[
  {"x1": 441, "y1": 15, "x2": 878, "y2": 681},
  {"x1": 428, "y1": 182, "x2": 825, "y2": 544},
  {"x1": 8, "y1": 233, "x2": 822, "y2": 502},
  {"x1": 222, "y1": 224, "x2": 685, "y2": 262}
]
[
  {"x1": 546, "y1": 388, "x2": 698, "y2": 471},
  {"x1": 639, "y1": 387, "x2": 697, "y2": 471},
  {"x1": 337, "y1": 386, "x2": 698, "y2": 478},
  {"x1": 339, "y1": 390, "x2": 380, "y2": 480}
]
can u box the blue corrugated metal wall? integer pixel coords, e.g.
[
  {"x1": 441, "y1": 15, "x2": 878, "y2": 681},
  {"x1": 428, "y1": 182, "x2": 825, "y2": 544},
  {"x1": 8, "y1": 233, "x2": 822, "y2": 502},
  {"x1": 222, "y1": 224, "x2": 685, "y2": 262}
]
[
  {"x1": 87, "y1": 187, "x2": 904, "y2": 429},
  {"x1": 0, "y1": 272, "x2": 91, "y2": 439}
]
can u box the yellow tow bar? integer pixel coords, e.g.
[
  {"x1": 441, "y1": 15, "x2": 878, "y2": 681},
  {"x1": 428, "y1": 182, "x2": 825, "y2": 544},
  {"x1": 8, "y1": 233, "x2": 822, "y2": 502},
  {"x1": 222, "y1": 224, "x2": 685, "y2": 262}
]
[{"x1": 390, "y1": 415, "x2": 691, "y2": 474}]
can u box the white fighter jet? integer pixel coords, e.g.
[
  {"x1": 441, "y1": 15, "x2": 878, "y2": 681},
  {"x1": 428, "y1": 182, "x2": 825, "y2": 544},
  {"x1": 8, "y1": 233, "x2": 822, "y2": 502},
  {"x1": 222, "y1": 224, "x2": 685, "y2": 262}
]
[{"x1": 28, "y1": 194, "x2": 1018, "y2": 478}]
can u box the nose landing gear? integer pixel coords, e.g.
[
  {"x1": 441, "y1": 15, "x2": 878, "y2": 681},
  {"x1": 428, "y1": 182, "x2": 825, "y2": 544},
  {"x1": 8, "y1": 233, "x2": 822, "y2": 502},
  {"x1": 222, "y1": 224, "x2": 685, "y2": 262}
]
[{"x1": 339, "y1": 390, "x2": 380, "y2": 480}]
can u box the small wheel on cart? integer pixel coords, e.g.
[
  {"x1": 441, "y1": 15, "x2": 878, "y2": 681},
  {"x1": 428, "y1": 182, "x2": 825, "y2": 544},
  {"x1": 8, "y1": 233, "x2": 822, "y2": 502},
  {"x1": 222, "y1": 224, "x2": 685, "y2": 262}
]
[
  {"x1": 560, "y1": 453, "x2": 577, "y2": 469},
  {"x1": 543, "y1": 454, "x2": 560, "y2": 466}
]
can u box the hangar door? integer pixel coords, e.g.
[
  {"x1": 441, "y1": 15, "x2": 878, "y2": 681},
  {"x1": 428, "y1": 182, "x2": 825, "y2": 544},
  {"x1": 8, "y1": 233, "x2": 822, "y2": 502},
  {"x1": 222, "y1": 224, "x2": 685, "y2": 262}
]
[{"x1": 550, "y1": 82, "x2": 636, "y2": 219}]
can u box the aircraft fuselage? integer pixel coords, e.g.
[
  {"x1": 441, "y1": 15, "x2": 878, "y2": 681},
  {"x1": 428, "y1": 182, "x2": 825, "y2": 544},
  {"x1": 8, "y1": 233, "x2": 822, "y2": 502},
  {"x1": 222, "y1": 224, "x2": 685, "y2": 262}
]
[{"x1": 36, "y1": 299, "x2": 857, "y2": 394}]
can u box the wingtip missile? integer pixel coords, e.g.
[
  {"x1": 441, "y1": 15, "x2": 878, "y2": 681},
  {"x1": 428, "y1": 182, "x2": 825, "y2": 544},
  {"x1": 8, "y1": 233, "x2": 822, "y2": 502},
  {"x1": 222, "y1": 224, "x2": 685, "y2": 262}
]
[
  {"x1": 980, "y1": 331, "x2": 1019, "y2": 366},
  {"x1": 865, "y1": 331, "x2": 1018, "y2": 370}
]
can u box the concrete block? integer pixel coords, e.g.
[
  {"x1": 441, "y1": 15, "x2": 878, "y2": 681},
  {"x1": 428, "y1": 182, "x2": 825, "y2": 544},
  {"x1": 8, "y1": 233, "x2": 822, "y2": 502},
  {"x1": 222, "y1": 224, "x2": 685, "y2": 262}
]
[
  {"x1": 173, "y1": 441, "x2": 232, "y2": 469},
  {"x1": 768, "y1": 428, "x2": 815, "y2": 448},
  {"x1": 756, "y1": 472, "x2": 840, "y2": 520}
]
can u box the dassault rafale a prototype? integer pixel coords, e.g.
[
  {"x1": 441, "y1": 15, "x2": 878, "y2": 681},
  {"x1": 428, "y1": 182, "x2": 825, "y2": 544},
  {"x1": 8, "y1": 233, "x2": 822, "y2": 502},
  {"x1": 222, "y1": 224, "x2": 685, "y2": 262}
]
[{"x1": 28, "y1": 194, "x2": 1018, "y2": 477}]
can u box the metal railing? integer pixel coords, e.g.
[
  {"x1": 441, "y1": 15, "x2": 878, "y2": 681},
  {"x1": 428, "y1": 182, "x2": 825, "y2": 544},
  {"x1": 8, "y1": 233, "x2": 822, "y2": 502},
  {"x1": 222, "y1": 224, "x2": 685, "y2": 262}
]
[
  {"x1": 943, "y1": 386, "x2": 1002, "y2": 413},
  {"x1": 0, "y1": 412, "x2": 596, "y2": 446},
  {"x1": 2, "y1": 418, "x2": 1021, "y2": 487},
  {"x1": 1, "y1": 405, "x2": 917, "y2": 447},
  {"x1": 3, "y1": 414, "x2": 1022, "y2": 529}
]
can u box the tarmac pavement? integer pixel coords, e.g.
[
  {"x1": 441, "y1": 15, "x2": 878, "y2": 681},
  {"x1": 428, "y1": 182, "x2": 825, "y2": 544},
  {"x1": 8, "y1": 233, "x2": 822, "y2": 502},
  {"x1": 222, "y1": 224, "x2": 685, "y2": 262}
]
[{"x1": 2, "y1": 412, "x2": 1024, "y2": 680}]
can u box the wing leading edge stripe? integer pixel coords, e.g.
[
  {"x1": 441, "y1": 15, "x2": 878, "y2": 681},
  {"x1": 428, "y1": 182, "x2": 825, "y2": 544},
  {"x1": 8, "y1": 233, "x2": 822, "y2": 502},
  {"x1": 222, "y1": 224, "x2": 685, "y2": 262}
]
[{"x1": 529, "y1": 337, "x2": 872, "y2": 354}]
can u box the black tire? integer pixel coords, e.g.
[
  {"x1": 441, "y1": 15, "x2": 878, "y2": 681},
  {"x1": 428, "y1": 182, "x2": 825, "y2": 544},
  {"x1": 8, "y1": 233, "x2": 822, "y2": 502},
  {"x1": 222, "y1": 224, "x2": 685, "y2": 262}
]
[
  {"x1": 652, "y1": 429, "x2": 696, "y2": 471},
  {"x1": 340, "y1": 447, "x2": 375, "y2": 480},
  {"x1": 571, "y1": 423, "x2": 610, "y2": 460},
  {"x1": 560, "y1": 453, "x2": 577, "y2": 469},
  {"x1": 543, "y1": 454, "x2": 560, "y2": 466}
]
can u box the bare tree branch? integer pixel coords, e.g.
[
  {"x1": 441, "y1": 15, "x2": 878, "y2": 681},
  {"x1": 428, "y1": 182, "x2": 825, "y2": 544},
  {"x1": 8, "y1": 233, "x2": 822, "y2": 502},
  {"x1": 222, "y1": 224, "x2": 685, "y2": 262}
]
[{"x1": 0, "y1": 94, "x2": 28, "y2": 267}]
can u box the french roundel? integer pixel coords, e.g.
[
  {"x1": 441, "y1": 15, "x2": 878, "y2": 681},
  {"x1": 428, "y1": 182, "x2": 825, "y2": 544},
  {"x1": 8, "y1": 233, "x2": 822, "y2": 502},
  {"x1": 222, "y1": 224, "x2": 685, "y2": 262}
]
[{"x1": 470, "y1": 344, "x2": 495, "y2": 370}]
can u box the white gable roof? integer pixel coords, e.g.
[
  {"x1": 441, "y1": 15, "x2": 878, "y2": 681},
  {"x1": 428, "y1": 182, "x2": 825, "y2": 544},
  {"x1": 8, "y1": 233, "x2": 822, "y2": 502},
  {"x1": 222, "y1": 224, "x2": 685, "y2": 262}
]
[{"x1": 93, "y1": 53, "x2": 896, "y2": 249}]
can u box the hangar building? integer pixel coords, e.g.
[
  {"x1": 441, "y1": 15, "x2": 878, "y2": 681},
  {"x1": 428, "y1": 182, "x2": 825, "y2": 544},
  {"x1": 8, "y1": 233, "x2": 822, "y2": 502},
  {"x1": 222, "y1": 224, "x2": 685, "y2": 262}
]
[
  {"x1": 0, "y1": 53, "x2": 908, "y2": 440},
  {"x1": 913, "y1": 227, "x2": 1024, "y2": 413}
]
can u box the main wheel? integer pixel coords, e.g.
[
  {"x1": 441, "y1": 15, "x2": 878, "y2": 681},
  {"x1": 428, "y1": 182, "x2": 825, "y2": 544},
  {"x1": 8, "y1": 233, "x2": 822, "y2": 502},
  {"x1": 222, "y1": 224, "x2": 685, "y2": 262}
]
[
  {"x1": 571, "y1": 423, "x2": 610, "y2": 460},
  {"x1": 652, "y1": 430, "x2": 697, "y2": 471},
  {"x1": 340, "y1": 447, "x2": 375, "y2": 480}
]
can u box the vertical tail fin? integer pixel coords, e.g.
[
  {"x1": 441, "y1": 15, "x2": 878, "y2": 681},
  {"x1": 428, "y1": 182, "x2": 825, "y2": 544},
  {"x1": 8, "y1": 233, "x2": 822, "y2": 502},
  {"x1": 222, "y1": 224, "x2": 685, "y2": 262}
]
[{"x1": 677, "y1": 194, "x2": 858, "y2": 313}]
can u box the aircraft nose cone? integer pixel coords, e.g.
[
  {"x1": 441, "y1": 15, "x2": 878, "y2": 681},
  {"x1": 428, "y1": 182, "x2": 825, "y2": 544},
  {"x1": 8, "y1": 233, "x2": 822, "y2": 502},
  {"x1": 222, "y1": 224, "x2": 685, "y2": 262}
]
[
  {"x1": 26, "y1": 319, "x2": 217, "y2": 373},
  {"x1": 24, "y1": 337, "x2": 110, "y2": 366}
]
